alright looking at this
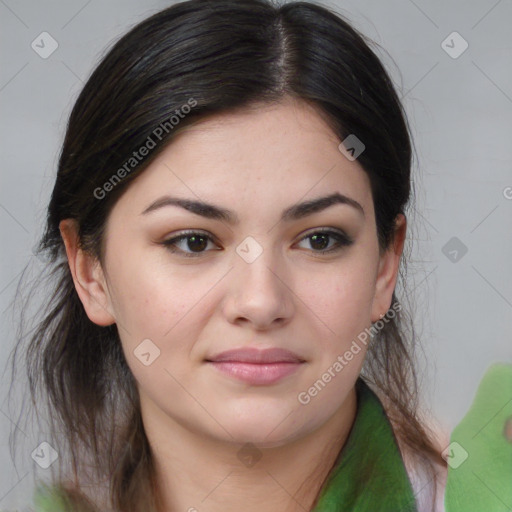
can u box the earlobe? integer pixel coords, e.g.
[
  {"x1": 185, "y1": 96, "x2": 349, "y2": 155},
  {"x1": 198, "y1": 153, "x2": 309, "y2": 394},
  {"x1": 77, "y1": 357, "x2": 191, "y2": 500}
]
[
  {"x1": 59, "y1": 219, "x2": 116, "y2": 327},
  {"x1": 371, "y1": 214, "x2": 407, "y2": 323}
]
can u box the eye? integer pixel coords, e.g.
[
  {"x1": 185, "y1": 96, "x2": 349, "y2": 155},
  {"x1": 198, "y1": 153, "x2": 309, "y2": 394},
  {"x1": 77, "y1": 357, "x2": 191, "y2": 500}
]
[
  {"x1": 161, "y1": 228, "x2": 353, "y2": 258},
  {"x1": 296, "y1": 229, "x2": 353, "y2": 254},
  {"x1": 161, "y1": 230, "x2": 218, "y2": 258}
]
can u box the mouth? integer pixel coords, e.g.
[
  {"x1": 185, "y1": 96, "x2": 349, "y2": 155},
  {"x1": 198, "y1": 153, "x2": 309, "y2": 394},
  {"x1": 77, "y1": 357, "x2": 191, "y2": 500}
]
[{"x1": 205, "y1": 347, "x2": 306, "y2": 385}]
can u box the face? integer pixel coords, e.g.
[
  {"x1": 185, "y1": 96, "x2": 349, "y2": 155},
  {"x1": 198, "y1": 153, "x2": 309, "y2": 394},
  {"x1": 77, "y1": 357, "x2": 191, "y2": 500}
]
[{"x1": 64, "y1": 97, "x2": 403, "y2": 448}]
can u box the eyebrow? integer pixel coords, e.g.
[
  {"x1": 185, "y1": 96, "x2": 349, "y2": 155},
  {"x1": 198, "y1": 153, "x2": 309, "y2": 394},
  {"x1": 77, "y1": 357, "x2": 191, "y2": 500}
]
[{"x1": 140, "y1": 192, "x2": 365, "y2": 223}]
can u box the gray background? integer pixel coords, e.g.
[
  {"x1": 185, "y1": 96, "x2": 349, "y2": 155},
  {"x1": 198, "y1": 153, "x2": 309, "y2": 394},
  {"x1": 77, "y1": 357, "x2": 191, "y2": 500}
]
[{"x1": 1, "y1": 0, "x2": 511, "y2": 508}]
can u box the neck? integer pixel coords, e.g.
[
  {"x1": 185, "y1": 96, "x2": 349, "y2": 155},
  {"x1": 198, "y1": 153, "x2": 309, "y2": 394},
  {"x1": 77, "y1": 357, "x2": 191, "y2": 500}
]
[{"x1": 141, "y1": 386, "x2": 357, "y2": 512}]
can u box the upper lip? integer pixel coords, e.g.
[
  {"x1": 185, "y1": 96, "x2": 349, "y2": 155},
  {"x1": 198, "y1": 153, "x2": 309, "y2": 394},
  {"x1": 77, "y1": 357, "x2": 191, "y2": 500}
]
[{"x1": 206, "y1": 347, "x2": 305, "y2": 364}]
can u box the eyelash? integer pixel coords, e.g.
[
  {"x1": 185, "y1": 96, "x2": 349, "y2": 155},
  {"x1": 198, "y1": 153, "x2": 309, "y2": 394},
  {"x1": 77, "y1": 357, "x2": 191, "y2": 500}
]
[{"x1": 161, "y1": 229, "x2": 354, "y2": 258}]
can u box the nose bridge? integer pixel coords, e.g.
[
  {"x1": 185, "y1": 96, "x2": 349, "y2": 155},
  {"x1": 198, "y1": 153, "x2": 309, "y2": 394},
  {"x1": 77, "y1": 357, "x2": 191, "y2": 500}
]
[
  {"x1": 234, "y1": 234, "x2": 281, "y2": 290},
  {"x1": 225, "y1": 234, "x2": 293, "y2": 327}
]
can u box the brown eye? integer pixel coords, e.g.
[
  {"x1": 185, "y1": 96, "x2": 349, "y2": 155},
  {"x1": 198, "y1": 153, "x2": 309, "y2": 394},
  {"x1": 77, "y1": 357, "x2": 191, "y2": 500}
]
[
  {"x1": 162, "y1": 231, "x2": 217, "y2": 257},
  {"x1": 297, "y1": 229, "x2": 353, "y2": 254}
]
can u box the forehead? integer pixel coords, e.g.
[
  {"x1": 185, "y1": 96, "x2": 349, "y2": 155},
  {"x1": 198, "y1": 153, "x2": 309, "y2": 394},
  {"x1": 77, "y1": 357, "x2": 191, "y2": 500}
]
[
  {"x1": 166, "y1": 97, "x2": 343, "y2": 170},
  {"x1": 110, "y1": 98, "x2": 373, "y2": 220}
]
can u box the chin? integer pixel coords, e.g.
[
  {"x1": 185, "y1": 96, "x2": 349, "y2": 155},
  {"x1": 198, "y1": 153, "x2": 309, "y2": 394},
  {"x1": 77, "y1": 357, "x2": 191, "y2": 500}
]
[
  {"x1": 227, "y1": 428, "x2": 299, "y2": 450},
  {"x1": 218, "y1": 407, "x2": 308, "y2": 448}
]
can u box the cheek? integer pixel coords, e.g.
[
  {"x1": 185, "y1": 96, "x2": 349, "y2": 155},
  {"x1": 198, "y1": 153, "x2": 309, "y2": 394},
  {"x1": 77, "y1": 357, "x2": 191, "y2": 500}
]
[
  {"x1": 293, "y1": 264, "x2": 375, "y2": 424},
  {"x1": 107, "y1": 251, "x2": 219, "y2": 369},
  {"x1": 298, "y1": 259, "x2": 377, "y2": 343},
  {"x1": 107, "y1": 247, "x2": 194, "y2": 331}
]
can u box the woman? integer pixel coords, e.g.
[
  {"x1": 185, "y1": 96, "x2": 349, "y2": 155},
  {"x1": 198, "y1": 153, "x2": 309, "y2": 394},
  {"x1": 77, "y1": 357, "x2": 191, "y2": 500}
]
[{"x1": 8, "y1": 0, "x2": 448, "y2": 510}]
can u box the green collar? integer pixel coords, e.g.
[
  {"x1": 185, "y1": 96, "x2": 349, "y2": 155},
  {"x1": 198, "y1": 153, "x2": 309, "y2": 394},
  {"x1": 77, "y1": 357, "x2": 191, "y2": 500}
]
[{"x1": 313, "y1": 378, "x2": 418, "y2": 512}]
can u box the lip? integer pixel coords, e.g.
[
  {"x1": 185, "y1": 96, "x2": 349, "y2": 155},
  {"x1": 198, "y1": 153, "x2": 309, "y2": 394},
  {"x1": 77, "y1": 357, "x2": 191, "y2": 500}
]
[
  {"x1": 205, "y1": 347, "x2": 305, "y2": 385},
  {"x1": 207, "y1": 347, "x2": 305, "y2": 364}
]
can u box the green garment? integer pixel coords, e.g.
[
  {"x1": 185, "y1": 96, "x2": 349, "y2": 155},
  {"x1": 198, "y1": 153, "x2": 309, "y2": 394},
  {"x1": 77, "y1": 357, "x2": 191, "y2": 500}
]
[
  {"x1": 312, "y1": 378, "x2": 418, "y2": 511},
  {"x1": 445, "y1": 363, "x2": 512, "y2": 512},
  {"x1": 32, "y1": 378, "x2": 418, "y2": 511},
  {"x1": 32, "y1": 484, "x2": 68, "y2": 512}
]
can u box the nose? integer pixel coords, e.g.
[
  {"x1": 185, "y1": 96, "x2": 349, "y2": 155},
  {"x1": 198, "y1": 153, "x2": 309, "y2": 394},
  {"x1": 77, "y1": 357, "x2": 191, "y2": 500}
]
[{"x1": 222, "y1": 244, "x2": 294, "y2": 331}]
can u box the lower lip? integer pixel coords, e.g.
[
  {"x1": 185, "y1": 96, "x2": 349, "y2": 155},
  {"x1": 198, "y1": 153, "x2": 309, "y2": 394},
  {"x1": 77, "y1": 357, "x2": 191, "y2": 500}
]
[{"x1": 207, "y1": 361, "x2": 303, "y2": 385}]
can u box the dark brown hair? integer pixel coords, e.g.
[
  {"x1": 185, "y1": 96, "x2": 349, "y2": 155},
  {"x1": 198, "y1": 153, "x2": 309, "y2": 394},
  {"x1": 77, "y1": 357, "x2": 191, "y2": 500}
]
[{"x1": 8, "y1": 0, "x2": 445, "y2": 510}]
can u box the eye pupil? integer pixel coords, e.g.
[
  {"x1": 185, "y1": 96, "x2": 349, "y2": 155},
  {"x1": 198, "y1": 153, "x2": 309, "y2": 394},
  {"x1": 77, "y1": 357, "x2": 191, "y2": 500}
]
[
  {"x1": 310, "y1": 233, "x2": 329, "y2": 251},
  {"x1": 187, "y1": 235, "x2": 208, "y2": 252}
]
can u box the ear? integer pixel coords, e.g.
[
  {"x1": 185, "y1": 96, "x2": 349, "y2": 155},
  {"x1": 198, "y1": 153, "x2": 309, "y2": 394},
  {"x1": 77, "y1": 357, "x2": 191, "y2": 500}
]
[
  {"x1": 370, "y1": 214, "x2": 407, "y2": 323},
  {"x1": 59, "y1": 219, "x2": 115, "y2": 326}
]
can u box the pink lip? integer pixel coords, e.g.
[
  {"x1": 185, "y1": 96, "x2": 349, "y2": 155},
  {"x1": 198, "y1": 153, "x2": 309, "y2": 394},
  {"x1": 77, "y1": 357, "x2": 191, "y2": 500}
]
[
  {"x1": 205, "y1": 347, "x2": 305, "y2": 385},
  {"x1": 207, "y1": 347, "x2": 304, "y2": 364}
]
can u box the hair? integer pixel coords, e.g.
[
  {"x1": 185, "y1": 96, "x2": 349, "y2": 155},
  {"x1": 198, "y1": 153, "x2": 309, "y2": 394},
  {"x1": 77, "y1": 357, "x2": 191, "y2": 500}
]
[{"x1": 7, "y1": 0, "x2": 446, "y2": 511}]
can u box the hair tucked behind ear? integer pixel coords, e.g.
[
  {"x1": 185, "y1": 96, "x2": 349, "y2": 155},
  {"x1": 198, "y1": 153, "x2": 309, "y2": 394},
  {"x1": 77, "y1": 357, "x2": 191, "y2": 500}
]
[{"x1": 7, "y1": 1, "x2": 445, "y2": 510}]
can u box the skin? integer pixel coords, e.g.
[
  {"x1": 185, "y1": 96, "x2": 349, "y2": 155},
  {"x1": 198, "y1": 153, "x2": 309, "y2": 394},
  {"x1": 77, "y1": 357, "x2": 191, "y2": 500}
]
[{"x1": 60, "y1": 96, "x2": 406, "y2": 512}]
